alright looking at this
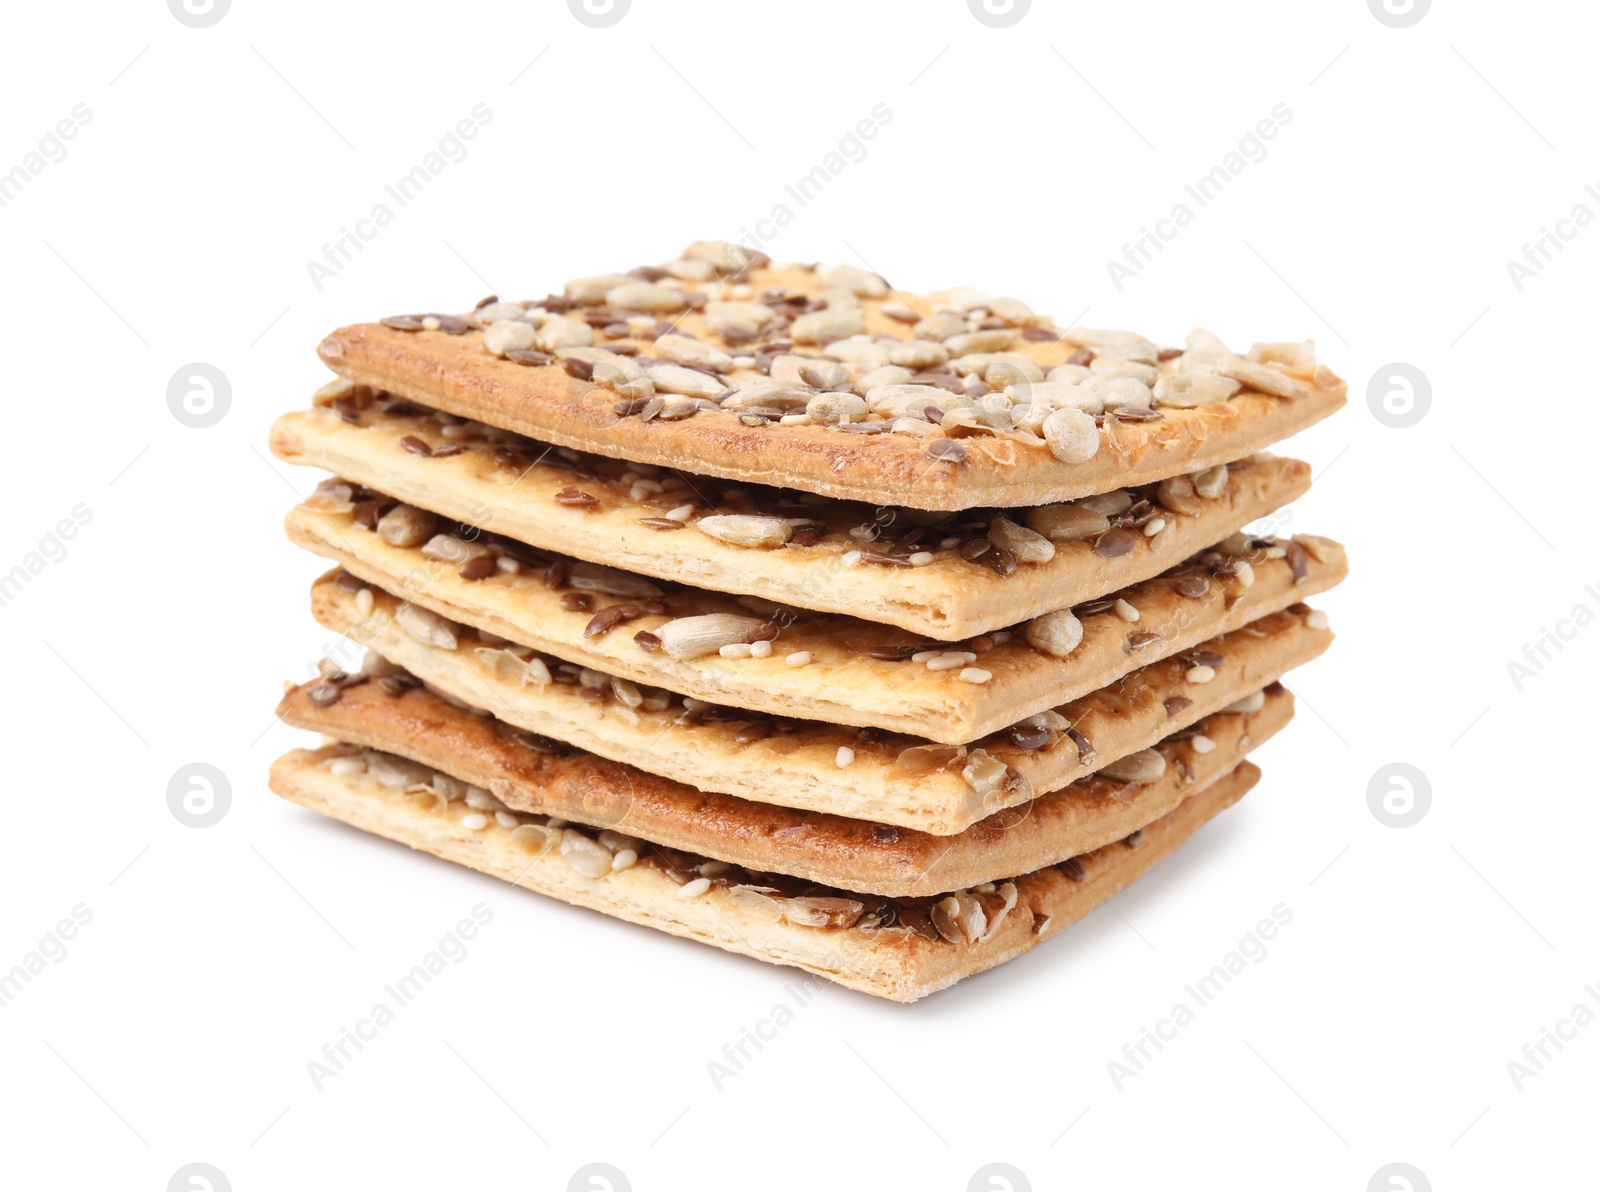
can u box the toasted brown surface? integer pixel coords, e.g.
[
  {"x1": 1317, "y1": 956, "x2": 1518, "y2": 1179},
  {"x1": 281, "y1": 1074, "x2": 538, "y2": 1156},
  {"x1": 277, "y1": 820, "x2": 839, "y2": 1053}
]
[
  {"x1": 272, "y1": 401, "x2": 1310, "y2": 639},
  {"x1": 269, "y1": 747, "x2": 1259, "y2": 1001},
  {"x1": 288, "y1": 502, "x2": 1345, "y2": 743},
  {"x1": 309, "y1": 573, "x2": 1327, "y2": 833},
  {"x1": 313, "y1": 256, "x2": 1345, "y2": 511},
  {"x1": 278, "y1": 669, "x2": 1289, "y2": 896}
]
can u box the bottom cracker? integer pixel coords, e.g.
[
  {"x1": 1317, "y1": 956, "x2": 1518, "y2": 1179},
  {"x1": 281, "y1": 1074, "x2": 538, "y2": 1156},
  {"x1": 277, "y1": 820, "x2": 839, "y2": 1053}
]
[{"x1": 268, "y1": 749, "x2": 1259, "y2": 1001}]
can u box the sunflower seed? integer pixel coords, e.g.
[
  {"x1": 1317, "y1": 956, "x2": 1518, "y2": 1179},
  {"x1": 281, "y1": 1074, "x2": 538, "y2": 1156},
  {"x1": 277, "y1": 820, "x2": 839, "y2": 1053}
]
[
  {"x1": 1100, "y1": 748, "x2": 1166, "y2": 784},
  {"x1": 1025, "y1": 504, "x2": 1110, "y2": 541},
  {"x1": 1026, "y1": 608, "x2": 1083, "y2": 658},
  {"x1": 1216, "y1": 356, "x2": 1307, "y2": 399},
  {"x1": 696, "y1": 514, "x2": 792, "y2": 549},
  {"x1": 1193, "y1": 464, "x2": 1230, "y2": 499},
  {"x1": 396, "y1": 603, "x2": 458, "y2": 650},
  {"x1": 606, "y1": 282, "x2": 686, "y2": 313},
  {"x1": 376, "y1": 505, "x2": 439, "y2": 548},
  {"x1": 653, "y1": 333, "x2": 734, "y2": 372},
  {"x1": 645, "y1": 363, "x2": 727, "y2": 399},
  {"x1": 791, "y1": 306, "x2": 865, "y2": 343},
  {"x1": 1042, "y1": 407, "x2": 1099, "y2": 463},
  {"x1": 1156, "y1": 474, "x2": 1204, "y2": 516},
  {"x1": 1152, "y1": 372, "x2": 1239, "y2": 408},
  {"x1": 654, "y1": 614, "x2": 768, "y2": 659},
  {"x1": 567, "y1": 562, "x2": 662, "y2": 598},
  {"x1": 482, "y1": 320, "x2": 539, "y2": 357}
]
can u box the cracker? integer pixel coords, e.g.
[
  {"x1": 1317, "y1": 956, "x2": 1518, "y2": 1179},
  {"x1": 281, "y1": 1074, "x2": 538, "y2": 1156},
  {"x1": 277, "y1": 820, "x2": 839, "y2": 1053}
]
[
  {"x1": 313, "y1": 252, "x2": 1345, "y2": 511},
  {"x1": 269, "y1": 747, "x2": 1260, "y2": 1001}
]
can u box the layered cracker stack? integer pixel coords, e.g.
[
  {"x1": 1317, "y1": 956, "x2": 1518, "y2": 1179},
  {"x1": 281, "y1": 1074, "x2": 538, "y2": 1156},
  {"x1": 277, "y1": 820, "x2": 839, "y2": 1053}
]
[{"x1": 267, "y1": 241, "x2": 1347, "y2": 1001}]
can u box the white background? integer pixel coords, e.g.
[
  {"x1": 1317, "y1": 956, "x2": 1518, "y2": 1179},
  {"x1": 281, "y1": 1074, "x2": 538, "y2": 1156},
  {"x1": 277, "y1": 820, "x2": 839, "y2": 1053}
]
[{"x1": 2, "y1": 1, "x2": 1595, "y2": 1189}]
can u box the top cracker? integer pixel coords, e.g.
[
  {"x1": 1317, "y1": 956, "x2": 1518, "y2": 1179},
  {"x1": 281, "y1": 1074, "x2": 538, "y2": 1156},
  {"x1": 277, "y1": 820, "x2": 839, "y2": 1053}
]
[{"x1": 315, "y1": 240, "x2": 1345, "y2": 511}]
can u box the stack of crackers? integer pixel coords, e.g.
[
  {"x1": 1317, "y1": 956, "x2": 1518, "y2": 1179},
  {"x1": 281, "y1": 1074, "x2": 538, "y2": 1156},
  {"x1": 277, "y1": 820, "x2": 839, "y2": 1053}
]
[{"x1": 267, "y1": 241, "x2": 1347, "y2": 1001}]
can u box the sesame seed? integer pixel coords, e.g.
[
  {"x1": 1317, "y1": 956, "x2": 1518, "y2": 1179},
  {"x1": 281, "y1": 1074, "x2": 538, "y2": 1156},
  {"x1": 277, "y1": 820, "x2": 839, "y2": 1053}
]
[
  {"x1": 1143, "y1": 518, "x2": 1167, "y2": 537},
  {"x1": 841, "y1": 550, "x2": 863, "y2": 567},
  {"x1": 1114, "y1": 599, "x2": 1139, "y2": 622},
  {"x1": 909, "y1": 551, "x2": 935, "y2": 566},
  {"x1": 1185, "y1": 664, "x2": 1216, "y2": 683},
  {"x1": 678, "y1": 877, "x2": 712, "y2": 898},
  {"x1": 911, "y1": 650, "x2": 940, "y2": 663},
  {"x1": 786, "y1": 651, "x2": 812, "y2": 667},
  {"x1": 665, "y1": 503, "x2": 695, "y2": 521},
  {"x1": 719, "y1": 643, "x2": 752, "y2": 659},
  {"x1": 1306, "y1": 609, "x2": 1330, "y2": 630},
  {"x1": 495, "y1": 556, "x2": 520, "y2": 574},
  {"x1": 460, "y1": 814, "x2": 489, "y2": 831},
  {"x1": 836, "y1": 746, "x2": 855, "y2": 768},
  {"x1": 926, "y1": 651, "x2": 977, "y2": 671},
  {"x1": 354, "y1": 587, "x2": 374, "y2": 616},
  {"x1": 612, "y1": 849, "x2": 638, "y2": 871},
  {"x1": 958, "y1": 667, "x2": 992, "y2": 684},
  {"x1": 750, "y1": 639, "x2": 773, "y2": 658},
  {"x1": 1191, "y1": 735, "x2": 1217, "y2": 754},
  {"x1": 495, "y1": 810, "x2": 520, "y2": 828}
]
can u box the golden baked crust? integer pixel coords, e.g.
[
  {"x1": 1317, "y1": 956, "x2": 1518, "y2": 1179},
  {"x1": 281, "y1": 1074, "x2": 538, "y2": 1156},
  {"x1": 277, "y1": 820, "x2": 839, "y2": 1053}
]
[
  {"x1": 313, "y1": 256, "x2": 1345, "y2": 511},
  {"x1": 271, "y1": 400, "x2": 1310, "y2": 639},
  {"x1": 308, "y1": 572, "x2": 1328, "y2": 833},
  {"x1": 278, "y1": 672, "x2": 1289, "y2": 897},
  {"x1": 269, "y1": 747, "x2": 1258, "y2": 1001},
  {"x1": 288, "y1": 501, "x2": 1345, "y2": 743}
]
